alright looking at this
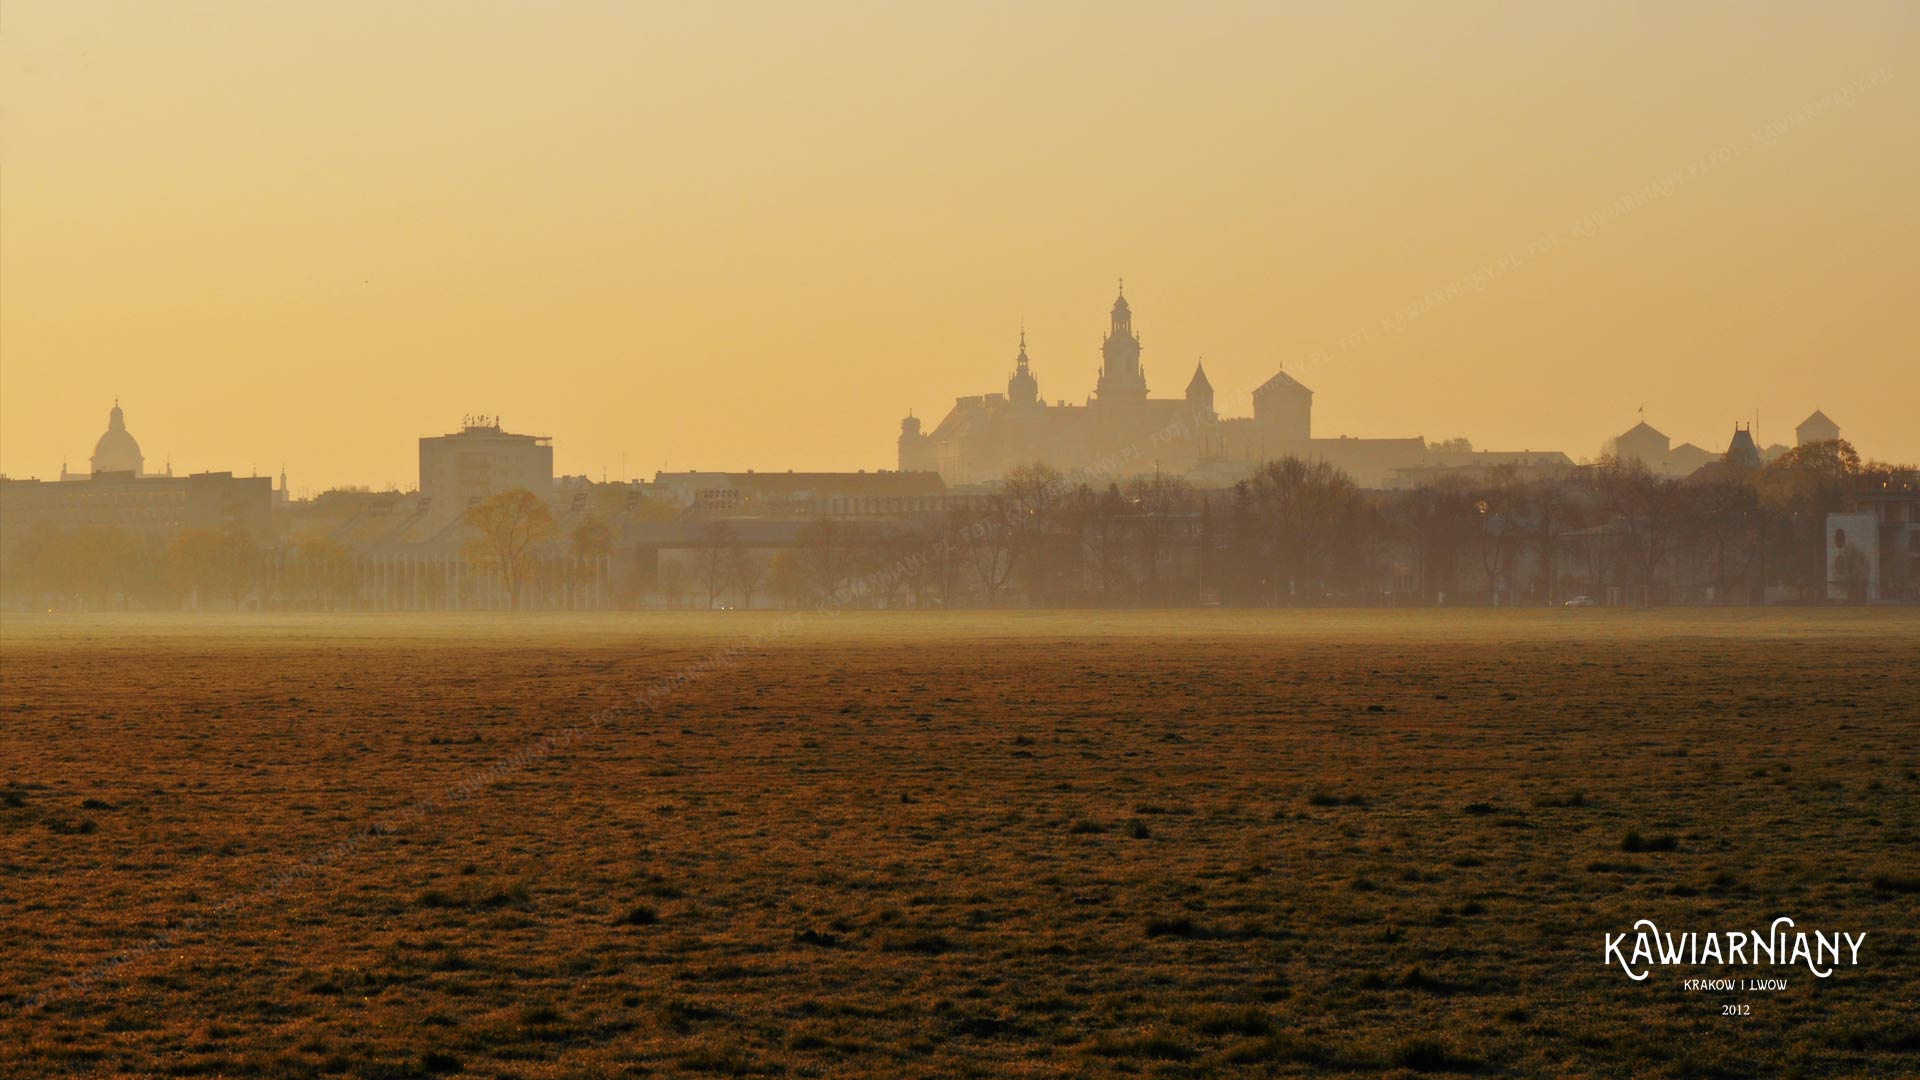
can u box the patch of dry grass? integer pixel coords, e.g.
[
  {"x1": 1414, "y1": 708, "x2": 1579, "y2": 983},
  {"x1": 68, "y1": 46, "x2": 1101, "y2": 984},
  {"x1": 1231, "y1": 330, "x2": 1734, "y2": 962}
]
[{"x1": 1, "y1": 609, "x2": 1916, "y2": 1077}]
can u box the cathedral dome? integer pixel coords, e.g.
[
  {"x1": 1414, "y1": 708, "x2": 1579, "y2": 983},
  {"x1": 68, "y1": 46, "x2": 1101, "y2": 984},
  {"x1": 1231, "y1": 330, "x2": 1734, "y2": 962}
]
[{"x1": 89, "y1": 401, "x2": 145, "y2": 475}]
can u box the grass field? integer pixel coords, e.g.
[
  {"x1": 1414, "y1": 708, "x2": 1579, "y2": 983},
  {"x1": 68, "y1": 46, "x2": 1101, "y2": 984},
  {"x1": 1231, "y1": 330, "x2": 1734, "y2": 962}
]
[{"x1": 2, "y1": 609, "x2": 1916, "y2": 1077}]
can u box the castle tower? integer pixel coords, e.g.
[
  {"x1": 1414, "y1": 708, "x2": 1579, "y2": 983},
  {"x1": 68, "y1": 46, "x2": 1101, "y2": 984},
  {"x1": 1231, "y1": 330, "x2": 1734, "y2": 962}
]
[
  {"x1": 1007, "y1": 329, "x2": 1040, "y2": 407},
  {"x1": 1185, "y1": 360, "x2": 1214, "y2": 418},
  {"x1": 1252, "y1": 369, "x2": 1312, "y2": 442},
  {"x1": 1094, "y1": 280, "x2": 1147, "y2": 404},
  {"x1": 898, "y1": 413, "x2": 934, "y2": 473}
]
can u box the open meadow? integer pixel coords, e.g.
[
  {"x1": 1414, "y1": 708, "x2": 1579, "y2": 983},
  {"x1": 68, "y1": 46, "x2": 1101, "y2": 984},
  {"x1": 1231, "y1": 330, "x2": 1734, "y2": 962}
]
[{"x1": 2, "y1": 609, "x2": 1916, "y2": 1078}]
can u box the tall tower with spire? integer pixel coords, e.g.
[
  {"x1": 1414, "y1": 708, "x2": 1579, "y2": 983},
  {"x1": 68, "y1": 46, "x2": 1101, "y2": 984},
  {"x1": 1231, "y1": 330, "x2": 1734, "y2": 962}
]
[
  {"x1": 1007, "y1": 328, "x2": 1040, "y2": 407},
  {"x1": 1094, "y1": 280, "x2": 1147, "y2": 404}
]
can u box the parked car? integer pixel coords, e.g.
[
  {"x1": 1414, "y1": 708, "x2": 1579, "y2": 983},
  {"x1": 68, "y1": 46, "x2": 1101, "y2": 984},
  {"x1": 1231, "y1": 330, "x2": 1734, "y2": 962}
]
[{"x1": 1563, "y1": 596, "x2": 1598, "y2": 607}]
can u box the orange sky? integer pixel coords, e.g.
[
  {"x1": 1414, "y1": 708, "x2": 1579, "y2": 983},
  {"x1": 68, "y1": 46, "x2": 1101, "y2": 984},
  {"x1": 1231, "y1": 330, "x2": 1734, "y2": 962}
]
[{"x1": 3, "y1": 1, "x2": 1915, "y2": 492}]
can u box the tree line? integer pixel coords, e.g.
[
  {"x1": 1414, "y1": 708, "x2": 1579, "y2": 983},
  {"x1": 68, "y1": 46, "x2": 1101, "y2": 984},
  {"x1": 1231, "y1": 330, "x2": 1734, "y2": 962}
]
[{"x1": 3, "y1": 440, "x2": 1906, "y2": 610}]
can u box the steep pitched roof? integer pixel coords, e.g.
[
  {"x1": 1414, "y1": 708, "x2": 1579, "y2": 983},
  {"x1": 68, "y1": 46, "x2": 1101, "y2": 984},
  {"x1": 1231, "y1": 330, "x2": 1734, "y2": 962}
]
[
  {"x1": 1185, "y1": 362, "x2": 1212, "y2": 395},
  {"x1": 1253, "y1": 369, "x2": 1311, "y2": 396}
]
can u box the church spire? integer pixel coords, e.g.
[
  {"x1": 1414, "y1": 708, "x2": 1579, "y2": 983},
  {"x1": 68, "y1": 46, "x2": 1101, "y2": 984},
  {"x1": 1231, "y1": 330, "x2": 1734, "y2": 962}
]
[
  {"x1": 1008, "y1": 326, "x2": 1039, "y2": 406},
  {"x1": 1096, "y1": 279, "x2": 1145, "y2": 403}
]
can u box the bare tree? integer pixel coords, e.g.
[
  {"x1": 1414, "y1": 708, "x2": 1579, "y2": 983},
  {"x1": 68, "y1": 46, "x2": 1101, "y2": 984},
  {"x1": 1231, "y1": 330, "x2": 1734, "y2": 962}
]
[
  {"x1": 1471, "y1": 467, "x2": 1522, "y2": 606},
  {"x1": 1588, "y1": 458, "x2": 1682, "y2": 607},
  {"x1": 962, "y1": 504, "x2": 1019, "y2": 606},
  {"x1": 657, "y1": 559, "x2": 690, "y2": 609},
  {"x1": 1074, "y1": 483, "x2": 1133, "y2": 604},
  {"x1": 567, "y1": 517, "x2": 614, "y2": 607},
  {"x1": 766, "y1": 550, "x2": 807, "y2": 609},
  {"x1": 1124, "y1": 472, "x2": 1193, "y2": 606},
  {"x1": 462, "y1": 489, "x2": 556, "y2": 610},
  {"x1": 1248, "y1": 457, "x2": 1365, "y2": 604},
  {"x1": 694, "y1": 521, "x2": 737, "y2": 608},
  {"x1": 800, "y1": 517, "x2": 855, "y2": 603},
  {"x1": 727, "y1": 544, "x2": 765, "y2": 609},
  {"x1": 912, "y1": 511, "x2": 969, "y2": 608},
  {"x1": 1521, "y1": 477, "x2": 1575, "y2": 606},
  {"x1": 1004, "y1": 463, "x2": 1070, "y2": 603},
  {"x1": 1687, "y1": 475, "x2": 1757, "y2": 605}
]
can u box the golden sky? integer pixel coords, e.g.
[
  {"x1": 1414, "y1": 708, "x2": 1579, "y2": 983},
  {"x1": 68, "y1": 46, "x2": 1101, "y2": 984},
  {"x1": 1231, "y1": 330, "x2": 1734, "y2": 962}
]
[{"x1": 3, "y1": 1, "x2": 1915, "y2": 492}]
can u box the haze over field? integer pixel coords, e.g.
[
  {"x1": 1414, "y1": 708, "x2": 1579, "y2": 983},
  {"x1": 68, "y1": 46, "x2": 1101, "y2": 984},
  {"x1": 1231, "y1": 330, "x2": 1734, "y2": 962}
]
[
  {"x1": 2, "y1": 610, "x2": 1915, "y2": 1076},
  {"x1": 4, "y1": 1, "x2": 1917, "y2": 490}
]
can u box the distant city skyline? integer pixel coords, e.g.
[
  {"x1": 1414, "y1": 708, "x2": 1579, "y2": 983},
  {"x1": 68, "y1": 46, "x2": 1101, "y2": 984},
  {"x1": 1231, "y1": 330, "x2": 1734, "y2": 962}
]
[
  {"x1": 11, "y1": 376, "x2": 1869, "y2": 499},
  {"x1": 3, "y1": 2, "x2": 1915, "y2": 491},
  {"x1": 3, "y1": 301, "x2": 1899, "y2": 496}
]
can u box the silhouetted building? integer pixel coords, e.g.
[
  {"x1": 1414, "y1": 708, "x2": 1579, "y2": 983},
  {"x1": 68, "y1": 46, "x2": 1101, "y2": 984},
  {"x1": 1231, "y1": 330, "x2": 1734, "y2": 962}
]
[
  {"x1": 90, "y1": 400, "x2": 143, "y2": 475},
  {"x1": 1, "y1": 470, "x2": 272, "y2": 539},
  {"x1": 642, "y1": 469, "x2": 952, "y2": 517},
  {"x1": 418, "y1": 416, "x2": 553, "y2": 526},
  {"x1": 1666, "y1": 442, "x2": 1717, "y2": 475},
  {"x1": 900, "y1": 284, "x2": 1451, "y2": 487},
  {"x1": 899, "y1": 286, "x2": 1220, "y2": 484},
  {"x1": 1094, "y1": 284, "x2": 1148, "y2": 404},
  {"x1": 1184, "y1": 361, "x2": 1214, "y2": 418},
  {"x1": 1385, "y1": 450, "x2": 1576, "y2": 489},
  {"x1": 3, "y1": 401, "x2": 268, "y2": 540},
  {"x1": 1612, "y1": 416, "x2": 1772, "y2": 478},
  {"x1": 1858, "y1": 472, "x2": 1920, "y2": 599},
  {"x1": 1796, "y1": 410, "x2": 1840, "y2": 446},
  {"x1": 1612, "y1": 420, "x2": 1669, "y2": 469},
  {"x1": 1725, "y1": 423, "x2": 1763, "y2": 469},
  {"x1": 59, "y1": 400, "x2": 166, "y2": 480},
  {"x1": 1248, "y1": 370, "x2": 1310, "y2": 442},
  {"x1": 898, "y1": 415, "x2": 934, "y2": 473}
]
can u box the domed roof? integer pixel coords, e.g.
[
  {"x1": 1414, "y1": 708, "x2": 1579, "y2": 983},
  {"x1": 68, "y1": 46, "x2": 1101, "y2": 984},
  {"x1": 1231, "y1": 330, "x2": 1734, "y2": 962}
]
[{"x1": 89, "y1": 401, "x2": 144, "y2": 474}]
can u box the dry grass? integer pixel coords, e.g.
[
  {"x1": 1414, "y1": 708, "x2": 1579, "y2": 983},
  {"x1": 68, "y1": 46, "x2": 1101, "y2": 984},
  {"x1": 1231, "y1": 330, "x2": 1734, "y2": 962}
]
[{"x1": 1, "y1": 609, "x2": 1916, "y2": 1077}]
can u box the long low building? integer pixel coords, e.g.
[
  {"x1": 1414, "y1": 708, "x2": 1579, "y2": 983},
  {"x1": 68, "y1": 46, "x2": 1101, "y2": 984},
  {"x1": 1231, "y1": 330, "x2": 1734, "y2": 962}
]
[
  {"x1": 1, "y1": 470, "x2": 273, "y2": 539},
  {"x1": 638, "y1": 469, "x2": 964, "y2": 516}
]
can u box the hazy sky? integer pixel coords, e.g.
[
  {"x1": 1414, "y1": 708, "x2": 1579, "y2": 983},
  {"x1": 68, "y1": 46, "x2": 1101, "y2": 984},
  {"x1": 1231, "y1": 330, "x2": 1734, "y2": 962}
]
[{"x1": 3, "y1": 1, "x2": 1916, "y2": 492}]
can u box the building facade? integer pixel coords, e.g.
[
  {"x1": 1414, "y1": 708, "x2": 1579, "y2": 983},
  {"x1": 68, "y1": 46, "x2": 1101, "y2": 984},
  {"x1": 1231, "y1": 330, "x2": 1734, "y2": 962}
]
[
  {"x1": 418, "y1": 416, "x2": 554, "y2": 526},
  {"x1": 1, "y1": 470, "x2": 273, "y2": 539}
]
